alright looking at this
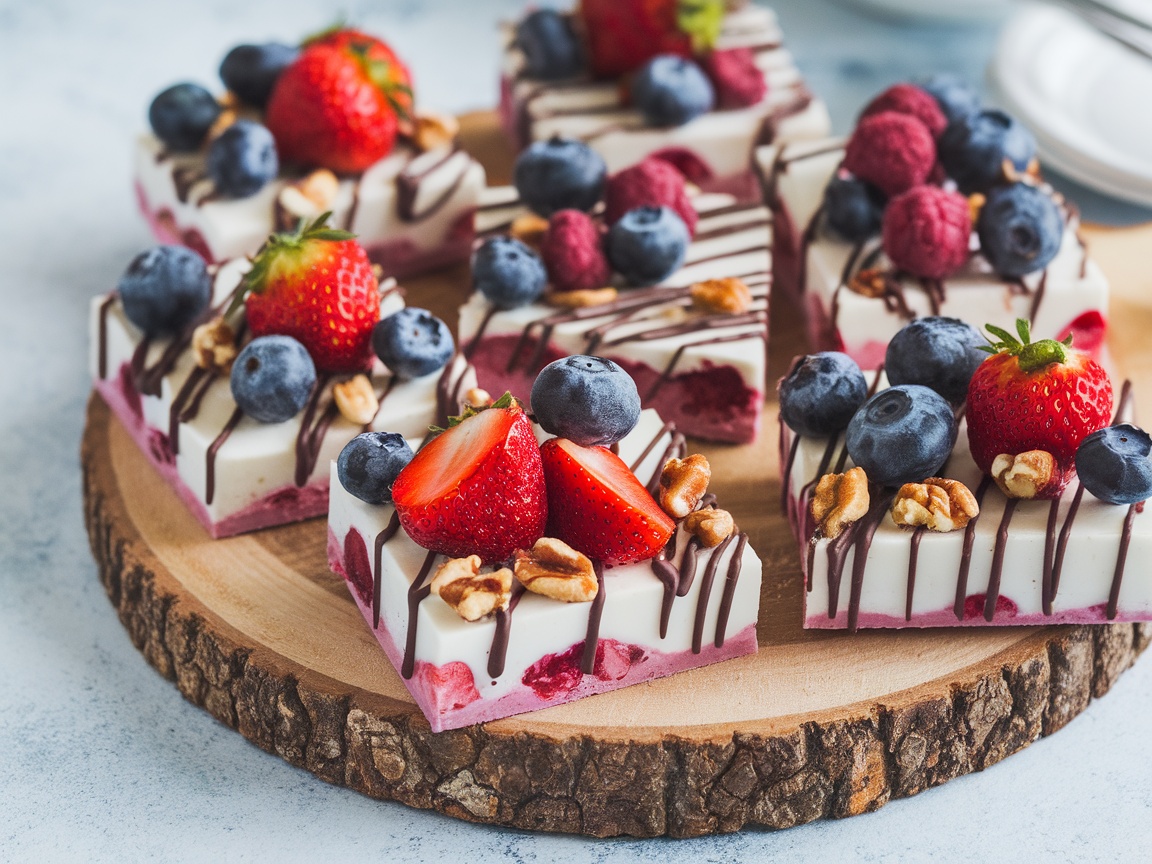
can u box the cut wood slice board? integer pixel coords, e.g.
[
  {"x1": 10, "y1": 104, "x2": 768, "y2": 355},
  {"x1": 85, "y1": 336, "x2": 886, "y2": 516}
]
[{"x1": 82, "y1": 112, "x2": 1152, "y2": 838}]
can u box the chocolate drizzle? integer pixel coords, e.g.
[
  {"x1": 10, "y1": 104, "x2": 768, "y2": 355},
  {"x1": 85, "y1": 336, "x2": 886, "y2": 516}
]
[
  {"x1": 204, "y1": 407, "x2": 242, "y2": 506},
  {"x1": 488, "y1": 582, "x2": 526, "y2": 679},
  {"x1": 905, "y1": 527, "x2": 925, "y2": 621},
  {"x1": 580, "y1": 562, "x2": 607, "y2": 674},
  {"x1": 401, "y1": 551, "x2": 439, "y2": 679},
  {"x1": 982, "y1": 498, "x2": 1019, "y2": 621},
  {"x1": 396, "y1": 146, "x2": 472, "y2": 223},
  {"x1": 372, "y1": 512, "x2": 402, "y2": 628}
]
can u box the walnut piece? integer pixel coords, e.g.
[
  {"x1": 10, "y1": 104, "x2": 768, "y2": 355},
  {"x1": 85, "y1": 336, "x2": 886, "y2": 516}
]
[
  {"x1": 683, "y1": 508, "x2": 735, "y2": 547},
  {"x1": 206, "y1": 108, "x2": 238, "y2": 143},
  {"x1": 991, "y1": 450, "x2": 1056, "y2": 499},
  {"x1": 413, "y1": 111, "x2": 460, "y2": 152},
  {"x1": 810, "y1": 466, "x2": 870, "y2": 540},
  {"x1": 333, "y1": 374, "x2": 379, "y2": 426},
  {"x1": 277, "y1": 169, "x2": 339, "y2": 227},
  {"x1": 659, "y1": 454, "x2": 712, "y2": 519},
  {"x1": 514, "y1": 538, "x2": 598, "y2": 603},
  {"x1": 891, "y1": 477, "x2": 979, "y2": 532},
  {"x1": 848, "y1": 267, "x2": 888, "y2": 299},
  {"x1": 546, "y1": 287, "x2": 619, "y2": 309},
  {"x1": 430, "y1": 555, "x2": 512, "y2": 622},
  {"x1": 191, "y1": 317, "x2": 237, "y2": 373},
  {"x1": 690, "y1": 278, "x2": 752, "y2": 314},
  {"x1": 464, "y1": 387, "x2": 492, "y2": 409},
  {"x1": 510, "y1": 214, "x2": 550, "y2": 247}
]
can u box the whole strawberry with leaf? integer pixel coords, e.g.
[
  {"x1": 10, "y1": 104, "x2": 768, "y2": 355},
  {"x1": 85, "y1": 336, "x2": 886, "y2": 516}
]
[
  {"x1": 579, "y1": 0, "x2": 724, "y2": 79},
  {"x1": 966, "y1": 319, "x2": 1112, "y2": 495},
  {"x1": 237, "y1": 213, "x2": 379, "y2": 374},
  {"x1": 265, "y1": 28, "x2": 412, "y2": 173}
]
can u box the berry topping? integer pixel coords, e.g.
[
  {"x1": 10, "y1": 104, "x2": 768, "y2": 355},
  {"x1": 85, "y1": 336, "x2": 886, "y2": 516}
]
[
  {"x1": 885, "y1": 317, "x2": 985, "y2": 406},
  {"x1": 1076, "y1": 425, "x2": 1152, "y2": 506},
  {"x1": 632, "y1": 55, "x2": 715, "y2": 127},
  {"x1": 976, "y1": 182, "x2": 1065, "y2": 278},
  {"x1": 579, "y1": 0, "x2": 723, "y2": 79},
  {"x1": 606, "y1": 206, "x2": 690, "y2": 286},
  {"x1": 472, "y1": 236, "x2": 548, "y2": 309},
  {"x1": 919, "y1": 73, "x2": 979, "y2": 124},
  {"x1": 938, "y1": 109, "x2": 1037, "y2": 195},
  {"x1": 391, "y1": 396, "x2": 548, "y2": 562},
  {"x1": 540, "y1": 210, "x2": 611, "y2": 293},
  {"x1": 337, "y1": 431, "x2": 414, "y2": 505},
  {"x1": 539, "y1": 437, "x2": 675, "y2": 565},
  {"x1": 531, "y1": 356, "x2": 642, "y2": 447},
  {"x1": 846, "y1": 385, "x2": 957, "y2": 487},
  {"x1": 882, "y1": 185, "x2": 971, "y2": 280},
  {"x1": 515, "y1": 9, "x2": 584, "y2": 80},
  {"x1": 700, "y1": 47, "x2": 767, "y2": 109},
  {"x1": 238, "y1": 214, "x2": 379, "y2": 374},
  {"x1": 778, "y1": 352, "x2": 868, "y2": 438},
  {"x1": 605, "y1": 157, "x2": 698, "y2": 236},
  {"x1": 371, "y1": 308, "x2": 454, "y2": 379},
  {"x1": 264, "y1": 32, "x2": 411, "y2": 174},
  {"x1": 219, "y1": 42, "x2": 299, "y2": 108},
  {"x1": 966, "y1": 320, "x2": 1112, "y2": 490},
  {"x1": 148, "y1": 83, "x2": 222, "y2": 152},
  {"x1": 513, "y1": 136, "x2": 607, "y2": 217},
  {"x1": 118, "y1": 245, "x2": 212, "y2": 336},
  {"x1": 843, "y1": 111, "x2": 936, "y2": 197},
  {"x1": 823, "y1": 176, "x2": 885, "y2": 243},
  {"x1": 860, "y1": 83, "x2": 948, "y2": 139},
  {"x1": 206, "y1": 120, "x2": 279, "y2": 199},
  {"x1": 230, "y1": 335, "x2": 317, "y2": 423}
]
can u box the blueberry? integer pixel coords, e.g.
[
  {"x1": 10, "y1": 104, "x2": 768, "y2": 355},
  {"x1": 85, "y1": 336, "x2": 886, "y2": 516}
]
[
  {"x1": 531, "y1": 355, "x2": 641, "y2": 447},
  {"x1": 778, "y1": 352, "x2": 868, "y2": 438},
  {"x1": 823, "y1": 176, "x2": 885, "y2": 243},
  {"x1": 219, "y1": 42, "x2": 299, "y2": 107},
  {"x1": 515, "y1": 9, "x2": 583, "y2": 80},
  {"x1": 337, "y1": 432, "x2": 414, "y2": 505},
  {"x1": 919, "y1": 74, "x2": 979, "y2": 124},
  {"x1": 605, "y1": 206, "x2": 689, "y2": 286},
  {"x1": 1076, "y1": 424, "x2": 1152, "y2": 505},
  {"x1": 977, "y1": 183, "x2": 1065, "y2": 278},
  {"x1": 118, "y1": 245, "x2": 212, "y2": 336},
  {"x1": 472, "y1": 237, "x2": 548, "y2": 309},
  {"x1": 632, "y1": 55, "x2": 715, "y2": 127},
  {"x1": 372, "y1": 308, "x2": 455, "y2": 379},
  {"x1": 938, "y1": 109, "x2": 1037, "y2": 194},
  {"x1": 230, "y1": 335, "x2": 316, "y2": 423},
  {"x1": 206, "y1": 120, "x2": 279, "y2": 198},
  {"x1": 513, "y1": 136, "x2": 607, "y2": 217},
  {"x1": 885, "y1": 317, "x2": 985, "y2": 406},
  {"x1": 846, "y1": 385, "x2": 957, "y2": 487},
  {"x1": 148, "y1": 83, "x2": 221, "y2": 152}
]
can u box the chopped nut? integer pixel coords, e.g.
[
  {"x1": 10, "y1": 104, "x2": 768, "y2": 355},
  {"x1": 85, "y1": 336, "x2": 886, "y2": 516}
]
[
  {"x1": 514, "y1": 538, "x2": 598, "y2": 603},
  {"x1": 891, "y1": 477, "x2": 979, "y2": 532},
  {"x1": 413, "y1": 111, "x2": 460, "y2": 152},
  {"x1": 546, "y1": 286, "x2": 618, "y2": 309},
  {"x1": 276, "y1": 169, "x2": 340, "y2": 227},
  {"x1": 811, "y1": 466, "x2": 870, "y2": 540},
  {"x1": 968, "y1": 193, "x2": 986, "y2": 225},
  {"x1": 430, "y1": 555, "x2": 512, "y2": 622},
  {"x1": 848, "y1": 267, "x2": 888, "y2": 299},
  {"x1": 659, "y1": 454, "x2": 711, "y2": 519},
  {"x1": 991, "y1": 450, "x2": 1056, "y2": 499},
  {"x1": 690, "y1": 277, "x2": 752, "y2": 314},
  {"x1": 206, "y1": 107, "x2": 238, "y2": 142},
  {"x1": 191, "y1": 317, "x2": 237, "y2": 372},
  {"x1": 218, "y1": 90, "x2": 242, "y2": 110},
  {"x1": 510, "y1": 213, "x2": 550, "y2": 247},
  {"x1": 683, "y1": 508, "x2": 735, "y2": 547},
  {"x1": 333, "y1": 374, "x2": 379, "y2": 426},
  {"x1": 464, "y1": 387, "x2": 492, "y2": 408}
]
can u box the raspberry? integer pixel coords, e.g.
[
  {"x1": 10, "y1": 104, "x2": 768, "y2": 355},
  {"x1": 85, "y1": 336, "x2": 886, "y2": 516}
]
[
  {"x1": 844, "y1": 111, "x2": 936, "y2": 197},
  {"x1": 860, "y1": 84, "x2": 948, "y2": 139},
  {"x1": 701, "y1": 48, "x2": 767, "y2": 109},
  {"x1": 882, "y1": 185, "x2": 972, "y2": 280},
  {"x1": 604, "y1": 157, "x2": 698, "y2": 237},
  {"x1": 540, "y1": 210, "x2": 611, "y2": 292}
]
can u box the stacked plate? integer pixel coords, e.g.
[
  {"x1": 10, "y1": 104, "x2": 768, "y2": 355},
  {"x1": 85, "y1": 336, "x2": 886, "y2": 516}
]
[
  {"x1": 839, "y1": 0, "x2": 1014, "y2": 21},
  {"x1": 990, "y1": 3, "x2": 1152, "y2": 207}
]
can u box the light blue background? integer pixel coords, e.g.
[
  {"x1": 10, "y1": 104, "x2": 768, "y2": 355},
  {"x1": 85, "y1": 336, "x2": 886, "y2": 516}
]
[{"x1": 2, "y1": 1, "x2": 1150, "y2": 860}]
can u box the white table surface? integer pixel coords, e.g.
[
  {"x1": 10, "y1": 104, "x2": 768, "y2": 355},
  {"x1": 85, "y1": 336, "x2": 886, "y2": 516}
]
[{"x1": 2, "y1": 1, "x2": 1150, "y2": 860}]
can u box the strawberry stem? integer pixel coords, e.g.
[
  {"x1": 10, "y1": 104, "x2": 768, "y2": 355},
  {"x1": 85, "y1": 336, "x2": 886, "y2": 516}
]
[
  {"x1": 1018, "y1": 338, "x2": 1067, "y2": 372},
  {"x1": 980, "y1": 318, "x2": 1071, "y2": 372}
]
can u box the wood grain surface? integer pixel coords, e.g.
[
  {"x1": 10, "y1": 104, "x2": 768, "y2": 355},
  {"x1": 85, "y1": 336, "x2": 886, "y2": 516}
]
[{"x1": 81, "y1": 111, "x2": 1152, "y2": 837}]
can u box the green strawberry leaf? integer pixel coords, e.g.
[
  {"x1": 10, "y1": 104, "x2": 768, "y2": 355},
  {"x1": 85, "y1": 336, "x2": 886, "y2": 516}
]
[
  {"x1": 431, "y1": 392, "x2": 519, "y2": 433},
  {"x1": 1015, "y1": 318, "x2": 1031, "y2": 345},
  {"x1": 677, "y1": 0, "x2": 725, "y2": 52}
]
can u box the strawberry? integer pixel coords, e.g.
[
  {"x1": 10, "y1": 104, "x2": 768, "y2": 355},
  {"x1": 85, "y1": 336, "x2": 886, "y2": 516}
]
[
  {"x1": 265, "y1": 31, "x2": 412, "y2": 174},
  {"x1": 391, "y1": 395, "x2": 548, "y2": 563},
  {"x1": 966, "y1": 319, "x2": 1112, "y2": 495},
  {"x1": 579, "y1": 0, "x2": 725, "y2": 79},
  {"x1": 237, "y1": 213, "x2": 379, "y2": 373},
  {"x1": 539, "y1": 437, "x2": 675, "y2": 565}
]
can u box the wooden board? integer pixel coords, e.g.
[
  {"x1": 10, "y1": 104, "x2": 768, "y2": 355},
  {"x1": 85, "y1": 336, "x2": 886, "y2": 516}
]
[{"x1": 81, "y1": 112, "x2": 1152, "y2": 838}]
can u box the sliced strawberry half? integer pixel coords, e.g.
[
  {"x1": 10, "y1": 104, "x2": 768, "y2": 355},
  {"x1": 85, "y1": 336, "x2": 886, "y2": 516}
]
[
  {"x1": 540, "y1": 437, "x2": 675, "y2": 566},
  {"x1": 392, "y1": 399, "x2": 547, "y2": 563}
]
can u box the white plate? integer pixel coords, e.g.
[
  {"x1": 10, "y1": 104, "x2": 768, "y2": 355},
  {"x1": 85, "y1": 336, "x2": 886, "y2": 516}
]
[
  {"x1": 838, "y1": 0, "x2": 1014, "y2": 21},
  {"x1": 990, "y1": 4, "x2": 1152, "y2": 206}
]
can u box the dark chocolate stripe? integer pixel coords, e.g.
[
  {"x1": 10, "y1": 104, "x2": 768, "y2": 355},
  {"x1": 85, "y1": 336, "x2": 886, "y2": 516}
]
[
  {"x1": 983, "y1": 498, "x2": 1019, "y2": 621},
  {"x1": 372, "y1": 512, "x2": 402, "y2": 628},
  {"x1": 953, "y1": 476, "x2": 993, "y2": 619},
  {"x1": 692, "y1": 533, "x2": 736, "y2": 653},
  {"x1": 579, "y1": 562, "x2": 606, "y2": 674},
  {"x1": 205, "y1": 407, "x2": 243, "y2": 506},
  {"x1": 401, "y1": 551, "x2": 439, "y2": 679},
  {"x1": 714, "y1": 533, "x2": 749, "y2": 648}
]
